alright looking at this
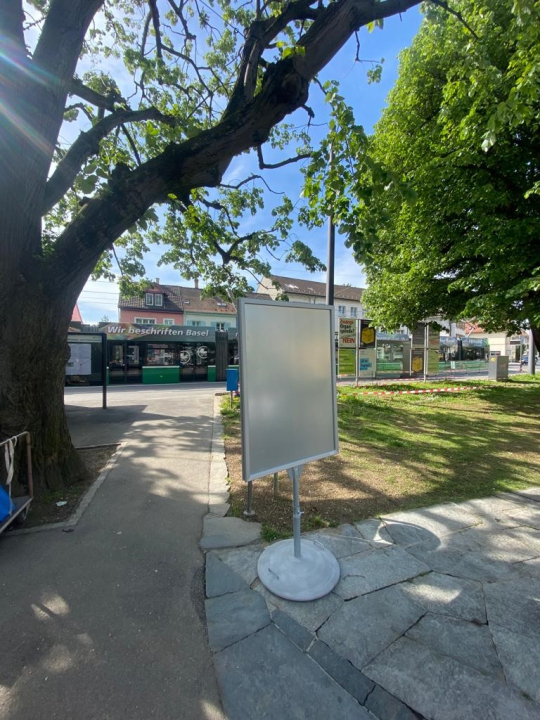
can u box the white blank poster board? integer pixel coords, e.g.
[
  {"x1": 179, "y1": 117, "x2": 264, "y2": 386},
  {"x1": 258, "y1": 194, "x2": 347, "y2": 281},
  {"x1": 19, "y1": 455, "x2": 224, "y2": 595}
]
[{"x1": 239, "y1": 299, "x2": 338, "y2": 482}]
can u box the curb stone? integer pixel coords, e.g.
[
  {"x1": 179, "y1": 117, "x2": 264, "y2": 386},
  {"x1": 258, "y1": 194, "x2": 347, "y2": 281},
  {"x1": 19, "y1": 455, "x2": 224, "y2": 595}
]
[{"x1": 6, "y1": 442, "x2": 126, "y2": 535}]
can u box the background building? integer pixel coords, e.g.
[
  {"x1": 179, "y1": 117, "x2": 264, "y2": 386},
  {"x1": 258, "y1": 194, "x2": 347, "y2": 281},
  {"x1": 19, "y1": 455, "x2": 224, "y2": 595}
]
[
  {"x1": 258, "y1": 275, "x2": 364, "y2": 320},
  {"x1": 118, "y1": 281, "x2": 271, "y2": 329}
]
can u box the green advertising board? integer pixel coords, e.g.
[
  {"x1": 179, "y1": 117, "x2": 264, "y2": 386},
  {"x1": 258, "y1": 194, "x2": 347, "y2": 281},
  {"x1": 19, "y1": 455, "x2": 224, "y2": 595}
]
[
  {"x1": 338, "y1": 349, "x2": 356, "y2": 376},
  {"x1": 428, "y1": 349, "x2": 439, "y2": 374}
]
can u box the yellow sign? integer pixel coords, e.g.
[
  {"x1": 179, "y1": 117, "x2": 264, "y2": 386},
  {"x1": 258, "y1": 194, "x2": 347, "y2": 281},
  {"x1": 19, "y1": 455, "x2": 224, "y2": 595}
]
[
  {"x1": 412, "y1": 355, "x2": 423, "y2": 373},
  {"x1": 361, "y1": 327, "x2": 375, "y2": 346}
]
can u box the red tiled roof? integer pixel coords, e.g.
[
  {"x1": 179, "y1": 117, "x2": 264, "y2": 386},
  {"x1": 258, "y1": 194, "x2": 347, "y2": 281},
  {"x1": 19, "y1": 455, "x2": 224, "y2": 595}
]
[{"x1": 71, "y1": 304, "x2": 83, "y2": 322}]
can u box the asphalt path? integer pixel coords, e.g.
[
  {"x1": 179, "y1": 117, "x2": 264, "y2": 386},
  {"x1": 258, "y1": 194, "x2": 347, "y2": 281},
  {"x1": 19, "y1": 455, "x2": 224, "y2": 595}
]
[{"x1": 0, "y1": 383, "x2": 224, "y2": 720}]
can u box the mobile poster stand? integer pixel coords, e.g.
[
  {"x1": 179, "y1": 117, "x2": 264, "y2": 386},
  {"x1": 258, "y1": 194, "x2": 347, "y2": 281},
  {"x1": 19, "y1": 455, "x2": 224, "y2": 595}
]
[{"x1": 238, "y1": 298, "x2": 340, "y2": 601}]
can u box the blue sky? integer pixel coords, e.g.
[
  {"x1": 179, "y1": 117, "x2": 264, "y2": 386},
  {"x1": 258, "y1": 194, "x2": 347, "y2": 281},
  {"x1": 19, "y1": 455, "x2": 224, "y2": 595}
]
[{"x1": 77, "y1": 6, "x2": 423, "y2": 323}]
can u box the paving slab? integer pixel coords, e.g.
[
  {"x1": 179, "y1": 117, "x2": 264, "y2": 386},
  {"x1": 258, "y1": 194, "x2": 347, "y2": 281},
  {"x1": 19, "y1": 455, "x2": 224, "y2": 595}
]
[
  {"x1": 271, "y1": 609, "x2": 314, "y2": 652},
  {"x1": 306, "y1": 530, "x2": 372, "y2": 559},
  {"x1": 364, "y1": 636, "x2": 540, "y2": 720},
  {"x1": 406, "y1": 534, "x2": 529, "y2": 583},
  {"x1": 365, "y1": 685, "x2": 420, "y2": 720},
  {"x1": 405, "y1": 613, "x2": 503, "y2": 679},
  {"x1": 484, "y1": 577, "x2": 540, "y2": 638},
  {"x1": 318, "y1": 584, "x2": 425, "y2": 670},
  {"x1": 493, "y1": 505, "x2": 540, "y2": 530},
  {"x1": 490, "y1": 625, "x2": 540, "y2": 704},
  {"x1": 355, "y1": 518, "x2": 394, "y2": 547},
  {"x1": 457, "y1": 495, "x2": 533, "y2": 524},
  {"x1": 205, "y1": 553, "x2": 248, "y2": 598},
  {"x1": 200, "y1": 516, "x2": 262, "y2": 549},
  {"x1": 208, "y1": 502, "x2": 231, "y2": 518},
  {"x1": 205, "y1": 589, "x2": 270, "y2": 652},
  {"x1": 335, "y1": 546, "x2": 430, "y2": 599},
  {"x1": 517, "y1": 556, "x2": 540, "y2": 578},
  {"x1": 452, "y1": 525, "x2": 540, "y2": 563},
  {"x1": 252, "y1": 579, "x2": 343, "y2": 632},
  {"x1": 380, "y1": 503, "x2": 480, "y2": 546},
  {"x1": 399, "y1": 572, "x2": 486, "y2": 623},
  {"x1": 214, "y1": 624, "x2": 373, "y2": 720},
  {"x1": 215, "y1": 545, "x2": 262, "y2": 586},
  {"x1": 308, "y1": 640, "x2": 375, "y2": 705}
]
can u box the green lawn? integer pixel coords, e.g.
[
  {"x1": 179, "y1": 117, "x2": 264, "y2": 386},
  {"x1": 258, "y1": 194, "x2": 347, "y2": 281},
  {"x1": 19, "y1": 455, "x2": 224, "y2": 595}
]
[{"x1": 222, "y1": 376, "x2": 540, "y2": 534}]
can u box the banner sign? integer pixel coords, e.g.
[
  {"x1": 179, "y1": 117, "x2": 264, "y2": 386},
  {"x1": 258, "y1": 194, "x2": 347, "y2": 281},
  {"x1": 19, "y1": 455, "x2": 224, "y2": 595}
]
[
  {"x1": 462, "y1": 337, "x2": 489, "y2": 347},
  {"x1": 102, "y1": 323, "x2": 215, "y2": 341},
  {"x1": 338, "y1": 318, "x2": 357, "y2": 348},
  {"x1": 359, "y1": 320, "x2": 376, "y2": 349},
  {"x1": 377, "y1": 332, "x2": 410, "y2": 342},
  {"x1": 440, "y1": 336, "x2": 459, "y2": 346},
  {"x1": 358, "y1": 348, "x2": 376, "y2": 378},
  {"x1": 412, "y1": 322, "x2": 426, "y2": 348}
]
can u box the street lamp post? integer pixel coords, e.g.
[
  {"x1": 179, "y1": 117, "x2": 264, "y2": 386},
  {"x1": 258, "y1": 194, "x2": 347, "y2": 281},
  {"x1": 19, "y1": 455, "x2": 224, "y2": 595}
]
[{"x1": 325, "y1": 146, "x2": 335, "y2": 307}]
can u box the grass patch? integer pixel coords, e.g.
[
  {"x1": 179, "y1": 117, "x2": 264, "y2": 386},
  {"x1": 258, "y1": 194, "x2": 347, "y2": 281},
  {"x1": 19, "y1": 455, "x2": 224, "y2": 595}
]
[{"x1": 221, "y1": 378, "x2": 540, "y2": 535}]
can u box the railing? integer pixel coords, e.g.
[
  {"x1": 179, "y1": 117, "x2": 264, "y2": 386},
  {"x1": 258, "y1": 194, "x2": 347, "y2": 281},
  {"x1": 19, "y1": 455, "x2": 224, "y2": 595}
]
[{"x1": 0, "y1": 432, "x2": 33, "y2": 500}]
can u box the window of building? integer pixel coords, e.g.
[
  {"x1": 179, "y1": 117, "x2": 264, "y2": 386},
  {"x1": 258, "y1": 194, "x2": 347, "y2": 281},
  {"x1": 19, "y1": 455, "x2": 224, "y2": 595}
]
[
  {"x1": 216, "y1": 322, "x2": 225, "y2": 331},
  {"x1": 146, "y1": 344, "x2": 176, "y2": 366},
  {"x1": 338, "y1": 306, "x2": 346, "y2": 316},
  {"x1": 134, "y1": 317, "x2": 156, "y2": 325},
  {"x1": 145, "y1": 293, "x2": 154, "y2": 306},
  {"x1": 350, "y1": 307, "x2": 357, "y2": 318},
  {"x1": 154, "y1": 293, "x2": 163, "y2": 307},
  {"x1": 163, "y1": 318, "x2": 175, "y2": 326},
  {"x1": 190, "y1": 321, "x2": 203, "y2": 326}
]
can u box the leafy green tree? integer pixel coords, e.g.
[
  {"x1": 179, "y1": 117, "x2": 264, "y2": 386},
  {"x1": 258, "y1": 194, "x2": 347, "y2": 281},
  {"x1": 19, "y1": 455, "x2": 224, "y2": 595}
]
[
  {"x1": 0, "y1": 0, "x2": 420, "y2": 491},
  {"x1": 349, "y1": 0, "x2": 540, "y2": 350}
]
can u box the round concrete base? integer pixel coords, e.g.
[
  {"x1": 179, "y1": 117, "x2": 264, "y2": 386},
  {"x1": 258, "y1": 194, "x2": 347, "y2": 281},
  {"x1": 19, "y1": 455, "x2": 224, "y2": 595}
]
[{"x1": 257, "y1": 539, "x2": 340, "y2": 602}]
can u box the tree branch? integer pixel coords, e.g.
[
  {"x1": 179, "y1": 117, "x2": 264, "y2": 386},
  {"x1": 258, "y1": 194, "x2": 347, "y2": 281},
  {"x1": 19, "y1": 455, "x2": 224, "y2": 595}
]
[
  {"x1": 148, "y1": 0, "x2": 163, "y2": 58},
  {"x1": 49, "y1": 0, "x2": 422, "y2": 290},
  {"x1": 428, "y1": 0, "x2": 479, "y2": 39},
  {"x1": 226, "y1": 0, "x2": 322, "y2": 116},
  {"x1": 219, "y1": 174, "x2": 284, "y2": 195},
  {"x1": 69, "y1": 78, "x2": 121, "y2": 111},
  {"x1": 43, "y1": 107, "x2": 178, "y2": 213},
  {"x1": 257, "y1": 145, "x2": 311, "y2": 169},
  {"x1": 166, "y1": 0, "x2": 196, "y2": 41}
]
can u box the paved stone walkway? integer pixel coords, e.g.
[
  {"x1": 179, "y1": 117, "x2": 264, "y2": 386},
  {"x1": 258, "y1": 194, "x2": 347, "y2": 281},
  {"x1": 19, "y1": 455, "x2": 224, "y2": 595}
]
[{"x1": 204, "y1": 489, "x2": 540, "y2": 720}]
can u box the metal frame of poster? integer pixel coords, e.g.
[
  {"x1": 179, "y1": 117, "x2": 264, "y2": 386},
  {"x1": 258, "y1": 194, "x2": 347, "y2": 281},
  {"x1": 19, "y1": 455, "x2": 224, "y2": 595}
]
[{"x1": 238, "y1": 298, "x2": 338, "y2": 482}]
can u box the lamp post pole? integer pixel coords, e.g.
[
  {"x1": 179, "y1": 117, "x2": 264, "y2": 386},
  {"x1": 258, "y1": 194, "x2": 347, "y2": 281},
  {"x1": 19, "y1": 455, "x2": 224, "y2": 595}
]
[
  {"x1": 528, "y1": 328, "x2": 536, "y2": 375},
  {"x1": 326, "y1": 146, "x2": 335, "y2": 307}
]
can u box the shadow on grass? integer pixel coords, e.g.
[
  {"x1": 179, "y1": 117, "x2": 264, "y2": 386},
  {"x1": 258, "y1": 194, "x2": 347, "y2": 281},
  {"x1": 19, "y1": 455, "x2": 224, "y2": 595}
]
[{"x1": 224, "y1": 379, "x2": 540, "y2": 532}]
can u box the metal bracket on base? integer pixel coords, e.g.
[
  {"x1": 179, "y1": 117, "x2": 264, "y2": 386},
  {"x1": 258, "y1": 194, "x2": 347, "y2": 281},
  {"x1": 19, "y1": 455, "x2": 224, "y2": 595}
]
[
  {"x1": 243, "y1": 479, "x2": 256, "y2": 518},
  {"x1": 257, "y1": 465, "x2": 340, "y2": 601}
]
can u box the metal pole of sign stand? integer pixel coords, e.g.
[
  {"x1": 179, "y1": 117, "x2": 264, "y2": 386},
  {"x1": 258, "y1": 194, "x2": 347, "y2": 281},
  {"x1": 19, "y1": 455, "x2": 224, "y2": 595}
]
[
  {"x1": 257, "y1": 465, "x2": 340, "y2": 601},
  {"x1": 243, "y1": 481, "x2": 256, "y2": 517}
]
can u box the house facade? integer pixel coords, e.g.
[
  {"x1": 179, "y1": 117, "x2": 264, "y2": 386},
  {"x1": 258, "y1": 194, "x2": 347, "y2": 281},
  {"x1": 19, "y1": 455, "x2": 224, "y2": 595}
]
[
  {"x1": 257, "y1": 275, "x2": 364, "y2": 320},
  {"x1": 118, "y1": 282, "x2": 184, "y2": 325},
  {"x1": 119, "y1": 282, "x2": 270, "y2": 329}
]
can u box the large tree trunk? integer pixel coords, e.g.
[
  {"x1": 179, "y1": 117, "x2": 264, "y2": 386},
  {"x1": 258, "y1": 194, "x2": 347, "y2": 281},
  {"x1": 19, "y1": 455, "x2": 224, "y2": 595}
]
[{"x1": 0, "y1": 282, "x2": 87, "y2": 495}]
